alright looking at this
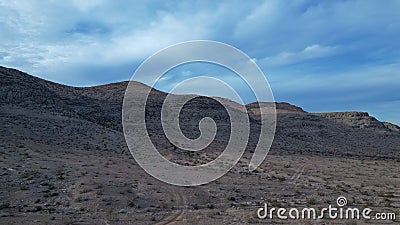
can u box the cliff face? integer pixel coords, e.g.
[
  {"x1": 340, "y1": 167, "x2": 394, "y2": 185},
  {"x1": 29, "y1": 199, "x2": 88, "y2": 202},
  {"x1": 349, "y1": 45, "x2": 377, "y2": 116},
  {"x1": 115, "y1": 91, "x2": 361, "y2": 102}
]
[
  {"x1": 313, "y1": 112, "x2": 387, "y2": 129},
  {"x1": 312, "y1": 111, "x2": 399, "y2": 132},
  {"x1": 382, "y1": 122, "x2": 400, "y2": 132}
]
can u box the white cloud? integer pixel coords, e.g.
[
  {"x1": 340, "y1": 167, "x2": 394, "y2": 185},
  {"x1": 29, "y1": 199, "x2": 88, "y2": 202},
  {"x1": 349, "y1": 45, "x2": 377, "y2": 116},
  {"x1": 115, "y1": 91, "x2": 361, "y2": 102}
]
[
  {"x1": 233, "y1": 0, "x2": 400, "y2": 58},
  {"x1": 261, "y1": 44, "x2": 340, "y2": 67},
  {"x1": 0, "y1": 1, "x2": 216, "y2": 82}
]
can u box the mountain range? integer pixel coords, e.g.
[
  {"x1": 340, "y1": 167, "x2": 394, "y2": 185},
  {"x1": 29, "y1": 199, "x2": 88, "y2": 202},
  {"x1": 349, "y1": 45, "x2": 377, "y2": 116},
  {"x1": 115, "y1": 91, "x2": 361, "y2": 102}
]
[{"x1": 0, "y1": 66, "x2": 399, "y2": 224}]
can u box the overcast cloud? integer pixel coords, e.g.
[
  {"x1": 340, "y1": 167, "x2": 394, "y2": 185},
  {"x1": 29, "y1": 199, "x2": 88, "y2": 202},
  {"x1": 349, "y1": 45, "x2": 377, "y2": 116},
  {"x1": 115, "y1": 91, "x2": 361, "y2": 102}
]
[{"x1": 0, "y1": 0, "x2": 399, "y2": 124}]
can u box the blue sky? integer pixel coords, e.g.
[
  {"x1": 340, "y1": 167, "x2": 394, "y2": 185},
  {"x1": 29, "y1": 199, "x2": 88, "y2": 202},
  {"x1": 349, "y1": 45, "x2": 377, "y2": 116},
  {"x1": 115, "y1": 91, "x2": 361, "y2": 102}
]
[{"x1": 0, "y1": 0, "x2": 399, "y2": 125}]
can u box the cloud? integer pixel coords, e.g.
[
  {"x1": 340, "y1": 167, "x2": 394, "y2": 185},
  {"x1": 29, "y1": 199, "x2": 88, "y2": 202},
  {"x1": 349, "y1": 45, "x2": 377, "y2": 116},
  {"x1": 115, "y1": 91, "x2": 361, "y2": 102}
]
[
  {"x1": 0, "y1": 1, "x2": 216, "y2": 84},
  {"x1": 233, "y1": 0, "x2": 400, "y2": 58},
  {"x1": 268, "y1": 63, "x2": 400, "y2": 121},
  {"x1": 261, "y1": 44, "x2": 340, "y2": 67}
]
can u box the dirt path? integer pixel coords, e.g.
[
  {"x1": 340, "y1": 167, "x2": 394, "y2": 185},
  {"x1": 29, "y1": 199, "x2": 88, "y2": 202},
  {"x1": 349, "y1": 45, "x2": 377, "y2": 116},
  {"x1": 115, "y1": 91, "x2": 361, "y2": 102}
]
[{"x1": 155, "y1": 189, "x2": 187, "y2": 225}]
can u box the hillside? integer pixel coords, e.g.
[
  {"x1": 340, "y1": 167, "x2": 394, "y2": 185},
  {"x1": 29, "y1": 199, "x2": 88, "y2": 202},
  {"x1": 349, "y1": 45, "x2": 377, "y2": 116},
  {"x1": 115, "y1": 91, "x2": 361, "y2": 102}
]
[
  {"x1": 3, "y1": 66, "x2": 398, "y2": 159},
  {"x1": 0, "y1": 66, "x2": 399, "y2": 224}
]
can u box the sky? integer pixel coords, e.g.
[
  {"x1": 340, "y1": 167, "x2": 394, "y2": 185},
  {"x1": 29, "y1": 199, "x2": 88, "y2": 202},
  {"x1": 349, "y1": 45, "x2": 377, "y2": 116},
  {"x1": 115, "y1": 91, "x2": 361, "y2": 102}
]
[{"x1": 0, "y1": 0, "x2": 399, "y2": 125}]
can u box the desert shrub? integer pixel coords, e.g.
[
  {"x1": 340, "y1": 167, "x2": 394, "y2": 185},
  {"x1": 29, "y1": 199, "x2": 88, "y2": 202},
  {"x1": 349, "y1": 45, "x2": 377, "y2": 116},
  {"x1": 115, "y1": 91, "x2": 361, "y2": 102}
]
[
  {"x1": 0, "y1": 202, "x2": 10, "y2": 209},
  {"x1": 306, "y1": 197, "x2": 317, "y2": 205},
  {"x1": 128, "y1": 198, "x2": 136, "y2": 207}
]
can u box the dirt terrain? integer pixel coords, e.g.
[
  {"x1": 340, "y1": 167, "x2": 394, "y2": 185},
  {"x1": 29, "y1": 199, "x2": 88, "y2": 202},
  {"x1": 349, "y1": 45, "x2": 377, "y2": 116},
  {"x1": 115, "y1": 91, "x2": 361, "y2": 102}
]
[{"x1": 0, "y1": 66, "x2": 399, "y2": 224}]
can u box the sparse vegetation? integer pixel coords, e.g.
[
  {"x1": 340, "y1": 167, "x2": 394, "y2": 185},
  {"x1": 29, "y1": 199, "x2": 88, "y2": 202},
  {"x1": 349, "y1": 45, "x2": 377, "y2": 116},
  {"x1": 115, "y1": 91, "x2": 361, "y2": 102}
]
[
  {"x1": 0, "y1": 67, "x2": 399, "y2": 224},
  {"x1": 0, "y1": 202, "x2": 10, "y2": 210}
]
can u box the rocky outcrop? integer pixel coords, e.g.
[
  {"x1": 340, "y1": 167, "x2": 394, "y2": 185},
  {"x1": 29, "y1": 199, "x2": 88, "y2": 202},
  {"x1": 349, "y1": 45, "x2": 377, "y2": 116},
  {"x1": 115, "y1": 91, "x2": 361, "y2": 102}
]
[
  {"x1": 383, "y1": 122, "x2": 400, "y2": 132},
  {"x1": 313, "y1": 112, "x2": 388, "y2": 130}
]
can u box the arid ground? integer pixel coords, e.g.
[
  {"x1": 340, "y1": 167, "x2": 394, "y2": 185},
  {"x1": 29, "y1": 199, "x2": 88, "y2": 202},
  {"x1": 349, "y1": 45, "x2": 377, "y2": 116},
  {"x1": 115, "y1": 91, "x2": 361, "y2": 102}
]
[{"x1": 1, "y1": 66, "x2": 399, "y2": 224}]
